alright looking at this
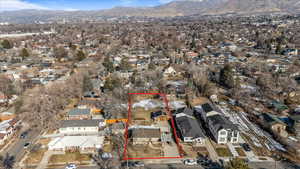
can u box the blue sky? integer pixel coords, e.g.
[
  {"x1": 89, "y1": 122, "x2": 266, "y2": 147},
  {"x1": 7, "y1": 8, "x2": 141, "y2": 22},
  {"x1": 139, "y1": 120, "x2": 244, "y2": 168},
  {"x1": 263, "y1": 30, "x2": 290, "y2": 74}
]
[{"x1": 0, "y1": 0, "x2": 175, "y2": 11}]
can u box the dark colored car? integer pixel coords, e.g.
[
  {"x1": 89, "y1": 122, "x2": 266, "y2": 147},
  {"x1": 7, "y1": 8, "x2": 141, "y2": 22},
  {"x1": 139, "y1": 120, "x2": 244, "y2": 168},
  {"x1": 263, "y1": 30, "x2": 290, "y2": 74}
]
[
  {"x1": 20, "y1": 131, "x2": 28, "y2": 139},
  {"x1": 242, "y1": 143, "x2": 251, "y2": 151},
  {"x1": 24, "y1": 142, "x2": 30, "y2": 148}
]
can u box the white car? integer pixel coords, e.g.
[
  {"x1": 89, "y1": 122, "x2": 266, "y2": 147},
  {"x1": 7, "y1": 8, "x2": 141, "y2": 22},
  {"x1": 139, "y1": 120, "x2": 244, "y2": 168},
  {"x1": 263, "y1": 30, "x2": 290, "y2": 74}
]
[
  {"x1": 183, "y1": 159, "x2": 197, "y2": 165},
  {"x1": 65, "y1": 164, "x2": 77, "y2": 169}
]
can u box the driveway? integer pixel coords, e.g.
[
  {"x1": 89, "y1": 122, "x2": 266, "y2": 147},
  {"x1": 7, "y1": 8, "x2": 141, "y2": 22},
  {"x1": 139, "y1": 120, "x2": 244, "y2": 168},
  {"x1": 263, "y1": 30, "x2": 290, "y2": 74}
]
[{"x1": 163, "y1": 141, "x2": 179, "y2": 157}]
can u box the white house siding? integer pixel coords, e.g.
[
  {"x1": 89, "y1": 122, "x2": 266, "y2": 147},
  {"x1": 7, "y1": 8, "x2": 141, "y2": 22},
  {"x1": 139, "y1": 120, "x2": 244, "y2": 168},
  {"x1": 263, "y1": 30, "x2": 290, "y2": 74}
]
[
  {"x1": 59, "y1": 126, "x2": 99, "y2": 134},
  {"x1": 48, "y1": 136, "x2": 104, "y2": 152},
  {"x1": 217, "y1": 129, "x2": 228, "y2": 144}
]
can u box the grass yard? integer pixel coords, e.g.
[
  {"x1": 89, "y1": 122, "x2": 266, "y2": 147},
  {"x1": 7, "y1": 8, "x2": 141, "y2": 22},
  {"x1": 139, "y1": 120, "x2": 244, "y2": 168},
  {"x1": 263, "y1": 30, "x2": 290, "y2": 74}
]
[
  {"x1": 215, "y1": 147, "x2": 233, "y2": 157},
  {"x1": 49, "y1": 152, "x2": 91, "y2": 164},
  {"x1": 235, "y1": 147, "x2": 246, "y2": 157},
  {"x1": 37, "y1": 138, "x2": 51, "y2": 145},
  {"x1": 127, "y1": 143, "x2": 162, "y2": 158},
  {"x1": 103, "y1": 143, "x2": 113, "y2": 152},
  {"x1": 24, "y1": 149, "x2": 47, "y2": 165}
]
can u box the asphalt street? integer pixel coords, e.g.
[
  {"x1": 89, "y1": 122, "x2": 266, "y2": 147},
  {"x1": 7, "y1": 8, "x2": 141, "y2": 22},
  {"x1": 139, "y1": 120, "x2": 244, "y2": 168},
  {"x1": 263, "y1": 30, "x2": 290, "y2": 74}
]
[
  {"x1": 50, "y1": 164, "x2": 204, "y2": 169},
  {"x1": 1, "y1": 126, "x2": 41, "y2": 164}
]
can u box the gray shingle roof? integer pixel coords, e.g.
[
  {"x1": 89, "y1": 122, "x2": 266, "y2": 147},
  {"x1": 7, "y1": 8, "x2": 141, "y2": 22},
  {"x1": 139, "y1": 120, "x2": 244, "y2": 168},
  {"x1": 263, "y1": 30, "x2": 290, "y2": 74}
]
[
  {"x1": 68, "y1": 108, "x2": 91, "y2": 116},
  {"x1": 130, "y1": 128, "x2": 160, "y2": 139},
  {"x1": 207, "y1": 114, "x2": 238, "y2": 131},
  {"x1": 61, "y1": 120, "x2": 100, "y2": 128},
  {"x1": 175, "y1": 115, "x2": 205, "y2": 139}
]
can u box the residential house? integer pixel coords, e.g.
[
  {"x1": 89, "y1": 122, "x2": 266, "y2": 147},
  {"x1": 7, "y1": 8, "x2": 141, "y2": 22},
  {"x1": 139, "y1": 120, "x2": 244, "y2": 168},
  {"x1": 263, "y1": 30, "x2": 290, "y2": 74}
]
[
  {"x1": 59, "y1": 120, "x2": 101, "y2": 135},
  {"x1": 48, "y1": 135, "x2": 104, "y2": 152},
  {"x1": 165, "y1": 81, "x2": 187, "y2": 99},
  {"x1": 0, "y1": 92, "x2": 7, "y2": 103},
  {"x1": 259, "y1": 113, "x2": 288, "y2": 138},
  {"x1": 151, "y1": 110, "x2": 169, "y2": 122},
  {"x1": 194, "y1": 103, "x2": 240, "y2": 144},
  {"x1": 0, "y1": 119, "x2": 19, "y2": 145},
  {"x1": 130, "y1": 128, "x2": 161, "y2": 145},
  {"x1": 163, "y1": 66, "x2": 177, "y2": 77},
  {"x1": 67, "y1": 108, "x2": 92, "y2": 120},
  {"x1": 174, "y1": 107, "x2": 206, "y2": 144},
  {"x1": 290, "y1": 115, "x2": 300, "y2": 140}
]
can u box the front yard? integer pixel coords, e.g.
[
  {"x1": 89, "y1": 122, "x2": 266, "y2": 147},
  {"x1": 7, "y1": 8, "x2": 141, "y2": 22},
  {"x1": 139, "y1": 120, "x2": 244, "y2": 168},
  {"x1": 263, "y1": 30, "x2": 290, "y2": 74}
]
[
  {"x1": 49, "y1": 152, "x2": 92, "y2": 164},
  {"x1": 215, "y1": 147, "x2": 233, "y2": 157},
  {"x1": 24, "y1": 148, "x2": 47, "y2": 165},
  {"x1": 127, "y1": 143, "x2": 163, "y2": 158}
]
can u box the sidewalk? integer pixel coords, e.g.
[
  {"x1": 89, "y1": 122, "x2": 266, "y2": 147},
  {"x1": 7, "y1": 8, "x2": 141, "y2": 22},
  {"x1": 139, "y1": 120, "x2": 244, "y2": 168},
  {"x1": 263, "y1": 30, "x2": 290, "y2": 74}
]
[
  {"x1": 36, "y1": 151, "x2": 65, "y2": 169},
  {"x1": 227, "y1": 143, "x2": 239, "y2": 157}
]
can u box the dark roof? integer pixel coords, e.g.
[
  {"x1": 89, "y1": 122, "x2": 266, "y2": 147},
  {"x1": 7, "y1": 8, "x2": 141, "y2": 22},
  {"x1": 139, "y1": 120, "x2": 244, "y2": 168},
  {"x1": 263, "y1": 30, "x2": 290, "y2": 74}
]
[
  {"x1": 61, "y1": 120, "x2": 100, "y2": 128},
  {"x1": 130, "y1": 128, "x2": 160, "y2": 139},
  {"x1": 174, "y1": 107, "x2": 194, "y2": 116},
  {"x1": 151, "y1": 110, "x2": 166, "y2": 119},
  {"x1": 175, "y1": 115, "x2": 205, "y2": 139},
  {"x1": 207, "y1": 114, "x2": 238, "y2": 131},
  {"x1": 68, "y1": 108, "x2": 91, "y2": 116},
  {"x1": 290, "y1": 115, "x2": 300, "y2": 122},
  {"x1": 261, "y1": 113, "x2": 286, "y2": 126},
  {"x1": 202, "y1": 103, "x2": 214, "y2": 113}
]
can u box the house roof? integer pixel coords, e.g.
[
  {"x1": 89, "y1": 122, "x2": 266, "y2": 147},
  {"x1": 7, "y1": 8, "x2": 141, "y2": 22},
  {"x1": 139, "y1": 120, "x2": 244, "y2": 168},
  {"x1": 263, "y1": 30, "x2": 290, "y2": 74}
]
[
  {"x1": 68, "y1": 108, "x2": 91, "y2": 116},
  {"x1": 290, "y1": 115, "x2": 300, "y2": 122},
  {"x1": 48, "y1": 136, "x2": 104, "y2": 149},
  {"x1": 130, "y1": 128, "x2": 160, "y2": 139},
  {"x1": 202, "y1": 103, "x2": 214, "y2": 113},
  {"x1": 151, "y1": 110, "x2": 166, "y2": 119},
  {"x1": 61, "y1": 120, "x2": 100, "y2": 128},
  {"x1": 261, "y1": 113, "x2": 286, "y2": 126},
  {"x1": 175, "y1": 115, "x2": 205, "y2": 139},
  {"x1": 208, "y1": 114, "x2": 238, "y2": 131},
  {"x1": 174, "y1": 107, "x2": 194, "y2": 116}
]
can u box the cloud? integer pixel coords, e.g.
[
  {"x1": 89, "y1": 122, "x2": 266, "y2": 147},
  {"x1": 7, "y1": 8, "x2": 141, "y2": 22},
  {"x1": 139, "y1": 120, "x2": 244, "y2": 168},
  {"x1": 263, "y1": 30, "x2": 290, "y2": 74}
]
[
  {"x1": 120, "y1": 0, "x2": 136, "y2": 5},
  {"x1": 159, "y1": 0, "x2": 174, "y2": 3},
  {"x1": 159, "y1": 0, "x2": 204, "y2": 3},
  {"x1": 0, "y1": 0, "x2": 48, "y2": 11}
]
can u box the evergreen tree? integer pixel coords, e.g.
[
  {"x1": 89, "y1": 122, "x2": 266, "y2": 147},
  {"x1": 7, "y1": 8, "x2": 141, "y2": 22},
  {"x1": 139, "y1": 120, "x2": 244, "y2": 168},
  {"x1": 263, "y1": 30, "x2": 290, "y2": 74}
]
[
  {"x1": 103, "y1": 56, "x2": 114, "y2": 73},
  {"x1": 220, "y1": 64, "x2": 235, "y2": 88},
  {"x1": 1, "y1": 40, "x2": 12, "y2": 49},
  {"x1": 20, "y1": 48, "x2": 29, "y2": 59},
  {"x1": 82, "y1": 75, "x2": 93, "y2": 92},
  {"x1": 75, "y1": 50, "x2": 86, "y2": 61},
  {"x1": 119, "y1": 58, "x2": 131, "y2": 71}
]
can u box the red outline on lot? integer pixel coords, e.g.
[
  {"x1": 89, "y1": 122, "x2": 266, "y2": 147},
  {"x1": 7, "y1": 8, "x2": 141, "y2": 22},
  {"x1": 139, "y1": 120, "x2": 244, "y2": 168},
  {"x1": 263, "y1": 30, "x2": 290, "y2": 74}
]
[{"x1": 123, "y1": 93, "x2": 183, "y2": 160}]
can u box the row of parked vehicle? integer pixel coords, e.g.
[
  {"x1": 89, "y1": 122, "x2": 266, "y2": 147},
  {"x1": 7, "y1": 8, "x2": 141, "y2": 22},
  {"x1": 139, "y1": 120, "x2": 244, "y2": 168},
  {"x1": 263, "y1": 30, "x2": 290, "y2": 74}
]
[{"x1": 183, "y1": 155, "x2": 222, "y2": 169}]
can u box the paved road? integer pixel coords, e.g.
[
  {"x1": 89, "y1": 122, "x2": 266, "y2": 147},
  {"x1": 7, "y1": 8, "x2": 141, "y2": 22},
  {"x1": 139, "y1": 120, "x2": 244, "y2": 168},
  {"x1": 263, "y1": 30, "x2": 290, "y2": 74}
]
[
  {"x1": 51, "y1": 164, "x2": 204, "y2": 169},
  {"x1": 1, "y1": 126, "x2": 41, "y2": 164}
]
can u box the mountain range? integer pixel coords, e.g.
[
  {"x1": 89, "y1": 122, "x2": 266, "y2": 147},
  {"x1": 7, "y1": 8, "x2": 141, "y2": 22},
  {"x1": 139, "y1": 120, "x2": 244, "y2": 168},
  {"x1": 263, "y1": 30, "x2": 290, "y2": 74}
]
[{"x1": 1, "y1": 0, "x2": 300, "y2": 23}]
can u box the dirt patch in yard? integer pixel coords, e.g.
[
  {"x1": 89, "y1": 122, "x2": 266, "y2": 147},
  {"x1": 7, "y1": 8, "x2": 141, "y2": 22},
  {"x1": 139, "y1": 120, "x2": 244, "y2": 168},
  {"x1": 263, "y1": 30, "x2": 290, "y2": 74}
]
[
  {"x1": 127, "y1": 143, "x2": 163, "y2": 158},
  {"x1": 130, "y1": 107, "x2": 161, "y2": 125},
  {"x1": 235, "y1": 147, "x2": 246, "y2": 157},
  {"x1": 37, "y1": 138, "x2": 51, "y2": 145},
  {"x1": 24, "y1": 148, "x2": 47, "y2": 165},
  {"x1": 190, "y1": 97, "x2": 210, "y2": 107},
  {"x1": 131, "y1": 95, "x2": 156, "y2": 102},
  {"x1": 182, "y1": 144, "x2": 209, "y2": 158},
  {"x1": 215, "y1": 147, "x2": 233, "y2": 157},
  {"x1": 48, "y1": 152, "x2": 91, "y2": 164}
]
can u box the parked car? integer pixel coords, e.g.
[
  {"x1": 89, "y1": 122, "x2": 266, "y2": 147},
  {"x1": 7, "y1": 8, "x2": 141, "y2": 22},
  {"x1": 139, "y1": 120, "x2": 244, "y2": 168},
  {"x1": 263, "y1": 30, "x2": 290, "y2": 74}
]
[
  {"x1": 121, "y1": 161, "x2": 135, "y2": 167},
  {"x1": 65, "y1": 164, "x2": 77, "y2": 169},
  {"x1": 23, "y1": 142, "x2": 30, "y2": 149},
  {"x1": 183, "y1": 159, "x2": 197, "y2": 165},
  {"x1": 242, "y1": 143, "x2": 251, "y2": 151},
  {"x1": 134, "y1": 161, "x2": 144, "y2": 167},
  {"x1": 20, "y1": 131, "x2": 28, "y2": 139}
]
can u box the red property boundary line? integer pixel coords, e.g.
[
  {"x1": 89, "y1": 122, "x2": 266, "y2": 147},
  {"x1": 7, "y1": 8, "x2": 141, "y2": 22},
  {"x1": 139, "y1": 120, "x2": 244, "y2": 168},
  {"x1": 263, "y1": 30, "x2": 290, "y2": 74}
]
[{"x1": 122, "y1": 93, "x2": 183, "y2": 160}]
